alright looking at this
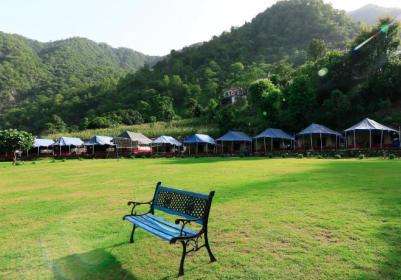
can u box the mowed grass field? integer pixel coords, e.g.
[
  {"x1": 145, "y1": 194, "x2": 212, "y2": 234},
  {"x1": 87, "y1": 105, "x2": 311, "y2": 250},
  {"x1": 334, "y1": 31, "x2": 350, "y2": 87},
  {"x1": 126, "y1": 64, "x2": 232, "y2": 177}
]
[{"x1": 1, "y1": 158, "x2": 401, "y2": 279}]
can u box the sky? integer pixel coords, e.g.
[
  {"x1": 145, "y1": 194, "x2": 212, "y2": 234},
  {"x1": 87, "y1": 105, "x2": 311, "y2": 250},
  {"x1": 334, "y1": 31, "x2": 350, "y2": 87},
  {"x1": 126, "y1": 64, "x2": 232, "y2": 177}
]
[{"x1": 1, "y1": 0, "x2": 401, "y2": 56}]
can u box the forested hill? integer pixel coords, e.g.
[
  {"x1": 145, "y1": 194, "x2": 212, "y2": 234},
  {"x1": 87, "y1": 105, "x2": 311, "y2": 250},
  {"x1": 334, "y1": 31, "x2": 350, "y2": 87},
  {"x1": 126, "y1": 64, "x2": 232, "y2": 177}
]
[
  {"x1": 5, "y1": 0, "x2": 401, "y2": 136},
  {"x1": 349, "y1": 4, "x2": 401, "y2": 25},
  {"x1": 0, "y1": 32, "x2": 159, "y2": 113},
  {"x1": 153, "y1": 0, "x2": 357, "y2": 78}
]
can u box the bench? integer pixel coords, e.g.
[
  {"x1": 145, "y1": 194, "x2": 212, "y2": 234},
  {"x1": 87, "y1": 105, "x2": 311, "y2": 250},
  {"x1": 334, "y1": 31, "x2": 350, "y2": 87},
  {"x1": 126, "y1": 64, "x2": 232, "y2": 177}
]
[{"x1": 123, "y1": 182, "x2": 216, "y2": 276}]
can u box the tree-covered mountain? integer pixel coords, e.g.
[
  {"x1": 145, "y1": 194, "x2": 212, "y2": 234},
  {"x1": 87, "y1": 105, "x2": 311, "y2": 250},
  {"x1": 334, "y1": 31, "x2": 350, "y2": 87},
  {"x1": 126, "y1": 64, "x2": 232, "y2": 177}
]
[
  {"x1": 0, "y1": 33, "x2": 159, "y2": 113},
  {"x1": 349, "y1": 4, "x2": 401, "y2": 25},
  {"x1": 4, "y1": 0, "x2": 401, "y2": 136}
]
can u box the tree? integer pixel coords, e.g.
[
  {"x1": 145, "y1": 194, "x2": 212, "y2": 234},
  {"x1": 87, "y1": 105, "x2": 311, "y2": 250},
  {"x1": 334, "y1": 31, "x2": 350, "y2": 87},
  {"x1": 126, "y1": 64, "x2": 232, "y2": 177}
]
[
  {"x1": 45, "y1": 115, "x2": 67, "y2": 134},
  {"x1": 0, "y1": 129, "x2": 34, "y2": 164},
  {"x1": 248, "y1": 79, "x2": 283, "y2": 126},
  {"x1": 308, "y1": 39, "x2": 327, "y2": 61}
]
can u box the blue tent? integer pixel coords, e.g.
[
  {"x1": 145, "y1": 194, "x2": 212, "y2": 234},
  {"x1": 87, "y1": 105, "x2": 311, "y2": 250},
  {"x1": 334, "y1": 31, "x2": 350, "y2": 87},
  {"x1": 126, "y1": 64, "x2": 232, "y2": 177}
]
[
  {"x1": 152, "y1": 136, "x2": 182, "y2": 147},
  {"x1": 217, "y1": 131, "x2": 252, "y2": 142},
  {"x1": 254, "y1": 128, "x2": 294, "y2": 152},
  {"x1": 183, "y1": 134, "x2": 215, "y2": 145},
  {"x1": 33, "y1": 138, "x2": 54, "y2": 148},
  {"x1": 254, "y1": 128, "x2": 294, "y2": 140},
  {"x1": 85, "y1": 136, "x2": 114, "y2": 146},
  {"x1": 298, "y1": 124, "x2": 342, "y2": 137},
  {"x1": 54, "y1": 137, "x2": 84, "y2": 147},
  {"x1": 297, "y1": 124, "x2": 341, "y2": 151}
]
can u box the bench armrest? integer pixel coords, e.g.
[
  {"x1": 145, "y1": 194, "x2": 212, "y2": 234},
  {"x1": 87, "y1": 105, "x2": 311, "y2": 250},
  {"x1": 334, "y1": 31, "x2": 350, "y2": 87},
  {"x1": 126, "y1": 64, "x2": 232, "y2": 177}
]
[
  {"x1": 175, "y1": 218, "x2": 202, "y2": 236},
  {"x1": 127, "y1": 200, "x2": 152, "y2": 215}
]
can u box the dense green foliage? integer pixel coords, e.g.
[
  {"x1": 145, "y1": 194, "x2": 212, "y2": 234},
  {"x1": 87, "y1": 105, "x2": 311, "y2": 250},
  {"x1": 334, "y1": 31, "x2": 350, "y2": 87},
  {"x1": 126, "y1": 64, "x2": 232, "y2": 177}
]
[
  {"x1": 0, "y1": 0, "x2": 359, "y2": 135},
  {"x1": 0, "y1": 129, "x2": 34, "y2": 152},
  {"x1": 0, "y1": 34, "x2": 159, "y2": 132},
  {"x1": 2, "y1": 0, "x2": 401, "y2": 137}
]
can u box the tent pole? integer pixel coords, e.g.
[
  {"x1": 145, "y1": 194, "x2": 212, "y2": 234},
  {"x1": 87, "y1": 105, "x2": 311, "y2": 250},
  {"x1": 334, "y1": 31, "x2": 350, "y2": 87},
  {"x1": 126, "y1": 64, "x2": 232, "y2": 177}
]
[
  {"x1": 310, "y1": 134, "x2": 313, "y2": 151},
  {"x1": 369, "y1": 130, "x2": 372, "y2": 149},
  {"x1": 320, "y1": 133, "x2": 323, "y2": 151},
  {"x1": 196, "y1": 143, "x2": 198, "y2": 155},
  {"x1": 345, "y1": 131, "x2": 347, "y2": 149},
  {"x1": 354, "y1": 131, "x2": 356, "y2": 150},
  {"x1": 264, "y1": 138, "x2": 266, "y2": 155},
  {"x1": 381, "y1": 130, "x2": 383, "y2": 149},
  {"x1": 335, "y1": 135, "x2": 338, "y2": 150},
  {"x1": 231, "y1": 141, "x2": 234, "y2": 155},
  {"x1": 37, "y1": 147, "x2": 40, "y2": 156},
  {"x1": 398, "y1": 126, "x2": 401, "y2": 148},
  {"x1": 271, "y1": 138, "x2": 273, "y2": 152}
]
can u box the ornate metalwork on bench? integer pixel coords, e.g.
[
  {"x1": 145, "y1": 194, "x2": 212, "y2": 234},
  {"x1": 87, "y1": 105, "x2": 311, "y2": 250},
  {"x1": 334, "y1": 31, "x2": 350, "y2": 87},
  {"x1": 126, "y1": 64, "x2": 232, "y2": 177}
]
[{"x1": 123, "y1": 182, "x2": 216, "y2": 277}]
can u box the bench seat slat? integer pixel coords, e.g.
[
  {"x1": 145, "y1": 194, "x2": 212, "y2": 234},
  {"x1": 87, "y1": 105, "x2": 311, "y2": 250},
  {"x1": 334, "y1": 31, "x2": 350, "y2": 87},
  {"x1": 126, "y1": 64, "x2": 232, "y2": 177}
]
[{"x1": 124, "y1": 214, "x2": 197, "y2": 242}]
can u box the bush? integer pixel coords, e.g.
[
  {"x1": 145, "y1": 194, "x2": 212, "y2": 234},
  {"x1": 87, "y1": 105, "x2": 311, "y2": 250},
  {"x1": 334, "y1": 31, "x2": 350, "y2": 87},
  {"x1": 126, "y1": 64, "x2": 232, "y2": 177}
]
[
  {"x1": 334, "y1": 154, "x2": 342, "y2": 159},
  {"x1": 317, "y1": 155, "x2": 323, "y2": 159},
  {"x1": 268, "y1": 153, "x2": 273, "y2": 159},
  {"x1": 358, "y1": 154, "x2": 365, "y2": 160},
  {"x1": 297, "y1": 153, "x2": 304, "y2": 159},
  {"x1": 389, "y1": 154, "x2": 396, "y2": 160}
]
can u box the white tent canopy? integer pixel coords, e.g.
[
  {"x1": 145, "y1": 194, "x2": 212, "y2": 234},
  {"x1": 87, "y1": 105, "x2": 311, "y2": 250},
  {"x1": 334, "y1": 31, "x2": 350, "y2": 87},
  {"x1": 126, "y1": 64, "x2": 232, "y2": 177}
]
[
  {"x1": 345, "y1": 118, "x2": 397, "y2": 132},
  {"x1": 345, "y1": 118, "x2": 398, "y2": 149}
]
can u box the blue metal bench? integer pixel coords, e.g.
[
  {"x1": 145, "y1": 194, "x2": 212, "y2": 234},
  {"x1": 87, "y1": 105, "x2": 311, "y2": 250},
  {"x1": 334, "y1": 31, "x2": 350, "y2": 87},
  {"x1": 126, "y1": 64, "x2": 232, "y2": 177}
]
[{"x1": 123, "y1": 182, "x2": 216, "y2": 276}]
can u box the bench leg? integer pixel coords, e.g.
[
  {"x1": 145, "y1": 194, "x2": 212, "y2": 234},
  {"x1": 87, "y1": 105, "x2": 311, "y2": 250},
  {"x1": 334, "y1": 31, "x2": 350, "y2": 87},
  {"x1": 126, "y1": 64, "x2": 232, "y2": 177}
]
[
  {"x1": 204, "y1": 232, "x2": 216, "y2": 262},
  {"x1": 129, "y1": 224, "x2": 136, "y2": 243},
  {"x1": 178, "y1": 240, "x2": 187, "y2": 277}
]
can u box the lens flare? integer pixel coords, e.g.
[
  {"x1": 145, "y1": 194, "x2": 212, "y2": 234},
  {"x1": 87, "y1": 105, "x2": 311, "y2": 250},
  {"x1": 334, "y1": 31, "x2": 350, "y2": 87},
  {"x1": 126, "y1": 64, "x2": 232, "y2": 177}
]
[{"x1": 318, "y1": 67, "x2": 328, "y2": 77}]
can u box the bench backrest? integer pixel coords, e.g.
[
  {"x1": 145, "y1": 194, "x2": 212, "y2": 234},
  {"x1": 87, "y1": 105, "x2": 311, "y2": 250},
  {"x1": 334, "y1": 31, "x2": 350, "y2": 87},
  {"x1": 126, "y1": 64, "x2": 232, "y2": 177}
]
[{"x1": 151, "y1": 182, "x2": 214, "y2": 225}]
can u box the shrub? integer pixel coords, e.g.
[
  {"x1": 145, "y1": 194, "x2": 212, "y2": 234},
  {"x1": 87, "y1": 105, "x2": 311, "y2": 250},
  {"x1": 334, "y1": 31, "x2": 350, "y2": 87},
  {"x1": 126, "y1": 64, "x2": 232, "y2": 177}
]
[
  {"x1": 297, "y1": 153, "x2": 304, "y2": 159},
  {"x1": 389, "y1": 154, "x2": 396, "y2": 160},
  {"x1": 334, "y1": 154, "x2": 342, "y2": 159},
  {"x1": 358, "y1": 154, "x2": 365, "y2": 160}
]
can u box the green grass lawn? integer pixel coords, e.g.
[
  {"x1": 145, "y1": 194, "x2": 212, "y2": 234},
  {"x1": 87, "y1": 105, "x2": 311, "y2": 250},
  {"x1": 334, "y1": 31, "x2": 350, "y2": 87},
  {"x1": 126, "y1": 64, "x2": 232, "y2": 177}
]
[{"x1": 1, "y1": 158, "x2": 401, "y2": 279}]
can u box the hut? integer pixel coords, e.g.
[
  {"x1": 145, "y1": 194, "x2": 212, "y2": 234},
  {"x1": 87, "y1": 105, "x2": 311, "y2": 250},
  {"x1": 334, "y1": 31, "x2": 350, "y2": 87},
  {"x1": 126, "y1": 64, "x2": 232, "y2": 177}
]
[
  {"x1": 254, "y1": 128, "x2": 295, "y2": 154},
  {"x1": 182, "y1": 134, "x2": 216, "y2": 155},
  {"x1": 32, "y1": 138, "x2": 54, "y2": 157},
  {"x1": 113, "y1": 131, "x2": 152, "y2": 156},
  {"x1": 216, "y1": 131, "x2": 252, "y2": 155},
  {"x1": 344, "y1": 118, "x2": 399, "y2": 149},
  {"x1": 53, "y1": 137, "x2": 85, "y2": 157},
  {"x1": 84, "y1": 136, "x2": 116, "y2": 158},
  {"x1": 152, "y1": 136, "x2": 182, "y2": 155},
  {"x1": 297, "y1": 124, "x2": 342, "y2": 151}
]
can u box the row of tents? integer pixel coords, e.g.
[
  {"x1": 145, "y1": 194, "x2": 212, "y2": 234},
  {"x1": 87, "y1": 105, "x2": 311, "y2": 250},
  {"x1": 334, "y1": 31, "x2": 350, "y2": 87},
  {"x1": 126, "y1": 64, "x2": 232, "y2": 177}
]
[{"x1": 29, "y1": 118, "x2": 401, "y2": 158}]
